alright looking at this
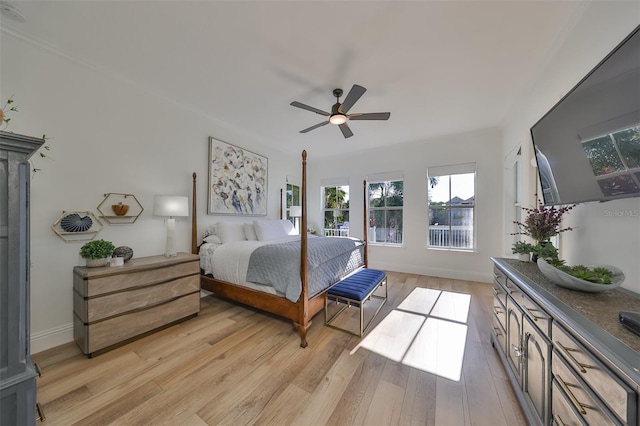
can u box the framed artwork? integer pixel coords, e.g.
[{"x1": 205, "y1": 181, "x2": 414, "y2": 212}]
[{"x1": 208, "y1": 137, "x2": 268, "y2": 215}]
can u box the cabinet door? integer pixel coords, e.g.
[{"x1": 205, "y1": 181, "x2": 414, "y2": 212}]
[
  {"x1": 506, "y1": 295, "x2": 524, "y2": 384},
  {"x1": 523, "y1": 315, "x2": 551, "y2": 426}
]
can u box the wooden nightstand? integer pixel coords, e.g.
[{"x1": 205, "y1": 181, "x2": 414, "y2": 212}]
[{"x1": 73, "y1": 252, "x2": 200, "y2": 357}]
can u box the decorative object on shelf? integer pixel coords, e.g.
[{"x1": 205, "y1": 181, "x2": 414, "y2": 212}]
[
  {"x1": 153, "y1": 195, "x2": 189, "y2": 257},
  {"x1": 52, "y1": 211, "x2": 103, "y2": 242},
  {"x1": 537, "y1": 258, "x2": 625, "y2": 293},
  {"x1": 511, "y1": 203, "x2": 575, "y2": 261},
  {"x1": 513, "y1": 203, "x2": 575, "y2": 242},
  {"x1": 97, "y1": 193, "x2": 143, "y2": 224},
  {"x1": 111, "y1": 202, "x2": 129, "y2": 216},
  {"x1": 61, "y1": 213, "x2": 93, "y2": 233},
  {"x1": 208, "y1": 137, "x2": 267, "y2": 216},
  {"x1": 79, "y1": 239, "x2": 115, "y2": 268},
  {"x1": 113, "y1": 246, "x2": 133, "y2": 262}
]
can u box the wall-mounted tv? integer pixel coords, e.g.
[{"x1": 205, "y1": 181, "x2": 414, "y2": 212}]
[{"x1": 531, "y1": 25, "x2": 640, "y2": 206}]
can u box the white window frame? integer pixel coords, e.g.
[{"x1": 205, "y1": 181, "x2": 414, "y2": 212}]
[
  {"x1": 285, "y1": 176, "x2": 300, "y2": 221},
  {"x1": 367, "y1": 172, "x2": 404, "y2": 246},
  {"x1": 321, "y1": 177, "x2": 350, "y2": 237},
  {"x1": 427, "y1": 163, "x2": 476, "y2": 251}
]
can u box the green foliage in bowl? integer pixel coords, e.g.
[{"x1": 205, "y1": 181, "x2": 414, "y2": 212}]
[
  {"x1": 547, "y1": 260, "x2": 613, "y2": 284},
  {"x1": 79, "y1": 239, "x2": 115, "y2": 259}
]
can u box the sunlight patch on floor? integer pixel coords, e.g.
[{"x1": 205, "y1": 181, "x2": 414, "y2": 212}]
[
  {"x1": 352, "y1": 288, "x2": 471, "y2": 381},
  {"x1": 353, "y1": 310, "x2": 425, "y2": 362}
]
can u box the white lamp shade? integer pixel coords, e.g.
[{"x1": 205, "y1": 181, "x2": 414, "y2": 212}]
[
  {"x1": 290, "y1": 205, "x2": 302, "y2": 218},
  {"x1": 153, "y1": 195, "x2": 189, "y2": 217}
]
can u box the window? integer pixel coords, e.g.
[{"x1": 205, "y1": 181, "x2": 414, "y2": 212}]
[
  {"x1": 321, "y1": 178, "x2": 349, "y2": 237},
  {"x1": 285, "y1": 179, "x2": 300, "y2": 221},
  {"x1": 367, "y1": 174, "x2": 404, "y2": 245},
  {"x1": 427, "y1": 164, "x2": 476, "y2": 250}
]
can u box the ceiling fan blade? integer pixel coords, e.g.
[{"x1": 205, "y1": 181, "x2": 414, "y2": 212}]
[
  {"x1": 300, "y1": 121, "x2": 329, "y2": 133},
  {"x1": 339, "y1": 123, "x2": 354, "y2": 138},
  {"x1": 290, "y1": 101, "x2": 330, "y2": 116},
  {"x1": 348, "y1": 112, "x2": 391, "y2": 121},
  {"x1": 340, "y1": 84, "x2": 366, "y2": 114}
]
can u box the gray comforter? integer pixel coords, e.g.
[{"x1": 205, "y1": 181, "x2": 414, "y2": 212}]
[{"x1": 246, "y1": 236, "x2": 364, "y2": 302}]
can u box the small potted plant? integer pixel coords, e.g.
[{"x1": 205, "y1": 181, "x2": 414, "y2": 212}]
[
  {"x1": 80, "y1": 239, "x2": 115, "y2": 267},
  {"x1": 512, "y1": 241, "x2": 535, "y2": 261}
]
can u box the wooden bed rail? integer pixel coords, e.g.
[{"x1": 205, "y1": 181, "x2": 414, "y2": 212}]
[{"x1": 190, "y1": 150, "x2": 367, "y2": 348}]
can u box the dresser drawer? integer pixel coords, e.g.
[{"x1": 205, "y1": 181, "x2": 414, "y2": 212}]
[
  {"x1": 493, "y1": 279, "x2": 507, "y2": 307},
  {"x1": 75, "y1": 292, "x2": 200, "y2": 354},
  {"x1": 493, "y1": 293, "x2": 506, "y2": 331},
  {"x1": 507, "y1": 278, "x2": 551, "y2": 338},
  {"x1": 492, "y1": 313, "x2": 506, "y2": 353},
  {"x1": 552, "y1": 350, "x2": 618, "y2": 425},
  {"x1": 553, "y1": 322, "x2": 635, "y2": 424},
  {"x1": 75, "y1": 275, "x2": 199, "y2": 323},
  {"x1": 75, "y1": 260, "x2": 200, "y2": 297},
  {"x1": 551, "y1": 377, "x2": 587, "y2": 426},
  {"x1": 493, "y1": 266, "x2": 507, "y2": 288}
]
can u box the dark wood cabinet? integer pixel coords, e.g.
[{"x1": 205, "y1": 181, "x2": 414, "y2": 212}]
[{"x1": 1, "y1": 131, "x2": 45, "y2": 426}]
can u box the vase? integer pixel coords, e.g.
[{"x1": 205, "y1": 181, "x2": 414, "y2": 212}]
[{"x1": 85, "y1": 258, "x2": 108, "y2": 268}]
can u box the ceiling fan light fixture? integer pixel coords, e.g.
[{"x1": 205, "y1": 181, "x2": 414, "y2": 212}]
[{"x1": 329, "y1": 114, "x2": 347, "y2": 125}]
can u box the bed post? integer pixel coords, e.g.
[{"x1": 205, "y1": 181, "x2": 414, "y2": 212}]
[
  {"x1": 192, "y1": 172, "x2": 198, "y2": 255},
  {"x1": 363, "y1": 179, "x2": 368, "y2": 268},
  {"x1": 295, "y1": 150, "x2": 310, "y2": 348}
]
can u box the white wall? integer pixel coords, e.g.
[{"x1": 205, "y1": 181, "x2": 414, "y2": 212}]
[
  {"x1": 1, "y1": 33, "x2": 300, "y2": 353},
  {"x1": 502, "y1": 1, "x2": 640, "y2": 293},
  {"x1": 307, "y1": 127, "x2": 504, "y2": 283}
]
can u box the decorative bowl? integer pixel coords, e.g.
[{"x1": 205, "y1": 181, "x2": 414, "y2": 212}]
[
  {"x1": 537, "y1": 258, "x2": 625, "y2": 293},
  {"x1": 61, "y1": 213, "x2": 93, "y2": 232},
  {"x1": 112, "y1": 203, "x2": 130, "y2": 216}
]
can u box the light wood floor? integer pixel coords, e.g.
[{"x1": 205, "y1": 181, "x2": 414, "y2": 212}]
[{"x1": 33, "y1": 271, "x2": 526, "y2": 425}]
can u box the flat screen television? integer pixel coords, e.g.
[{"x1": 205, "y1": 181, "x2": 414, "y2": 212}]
[{"x1": 531, "y1": 25, "x2": 640, "y2": 206}]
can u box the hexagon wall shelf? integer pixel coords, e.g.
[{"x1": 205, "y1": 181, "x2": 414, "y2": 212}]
[{"x1": 97, "y1": 193, "x2": 144, "y2": 224}]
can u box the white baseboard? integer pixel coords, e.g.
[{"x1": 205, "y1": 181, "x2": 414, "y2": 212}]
[
  {"x1": 31, "y1": 323, "x2": 74, "y2": 355},
  {"x1": 31, "y1": 291, "x2": 213, "y2": 354},
  {"x1": 368, "y1": 261, "x2": 493, "y2": 284}
]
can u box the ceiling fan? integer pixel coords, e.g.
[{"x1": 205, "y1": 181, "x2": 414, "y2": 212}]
[{"x1": 290, "y1": 84, "x2": 390, "y2": 138}]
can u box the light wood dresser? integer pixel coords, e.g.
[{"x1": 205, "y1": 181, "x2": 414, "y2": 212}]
[{"x1": 73, "y1": 252, "x2": 200, "y2": 357}]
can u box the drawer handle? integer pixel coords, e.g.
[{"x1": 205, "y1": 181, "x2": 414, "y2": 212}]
[
  {"x1": 553, "y1": 414, "x2": 567, "y2": 426},
  {"x1": 555, "y1": 341, "x2": 594, "y2": 374},
  {"x1": 36, "y1": 402, "x2": 46, "y2": 422},
  {"x1": 492, "y1": 326, "x2": 502, "y2": 337},
  {"x1": 524, "y1": 306, "x2": 547, "y2": 321},
  {"x1": 512, "y1": 344, "x2": 523, "y2": 358},
  {"x1": 493, "y1": 305, "x2": 503, "y2": 314},
  {"x1": 556, "y1": 374, "x2": 594, "y2": 416}
]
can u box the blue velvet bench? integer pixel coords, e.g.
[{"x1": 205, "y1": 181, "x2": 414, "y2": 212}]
[{"x1": 325, "y1": 268, "x2": 387, "y2": 337}]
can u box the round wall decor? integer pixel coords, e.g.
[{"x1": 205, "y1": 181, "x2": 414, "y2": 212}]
[{"x1": 61, "y1": 213, "x2": 93, "y2": 233}]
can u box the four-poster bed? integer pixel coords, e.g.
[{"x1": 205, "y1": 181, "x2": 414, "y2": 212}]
[{"x1": 191, "y1": 150, "x2": 369, "y2": 347}]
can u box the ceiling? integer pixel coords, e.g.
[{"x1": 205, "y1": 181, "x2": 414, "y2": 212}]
[{"x1": 0, "y1": 1, "x2": 583, "y2": 158}]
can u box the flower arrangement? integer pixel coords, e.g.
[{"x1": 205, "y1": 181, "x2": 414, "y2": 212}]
[{"x1": 513, "y1": 204, "x2": 575, "y2": 242}]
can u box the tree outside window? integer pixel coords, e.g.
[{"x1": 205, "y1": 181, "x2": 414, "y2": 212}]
[
  {"x1": 368, "y1": 180, "x2": 403, "y2": 245},
  {"x1": 427, "y1": 172, "x2": 475, "y2": 250},
  {"x1": 323, "y1": 185, "x2": 349, "y2": 236}
]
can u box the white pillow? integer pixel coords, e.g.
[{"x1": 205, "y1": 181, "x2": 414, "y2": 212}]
[
  {"x1": 280, "y1": 219, "x2": 297, "y2": 235},
  {"x1": 204, "y1": 223, "x2": 218, "y2": 238},
  {"x1": 217, "y1": 221, "x2": 247, "y2": 244},
  {"x1": 253, "y1": 220, "x2": 288, "y2": 241},
  {"x1": 203, "y1": 234, "x2": 222, "y2": 244},
  {"x1": 244, "y1": 222, "x2": 257, "y2": 241}
]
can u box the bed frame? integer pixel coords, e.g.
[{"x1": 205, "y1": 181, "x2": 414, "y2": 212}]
[{"x1": 191, "y1": 150, "x2": 368, "y2": 347}]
